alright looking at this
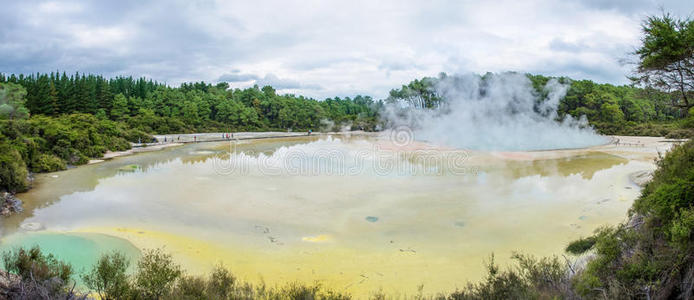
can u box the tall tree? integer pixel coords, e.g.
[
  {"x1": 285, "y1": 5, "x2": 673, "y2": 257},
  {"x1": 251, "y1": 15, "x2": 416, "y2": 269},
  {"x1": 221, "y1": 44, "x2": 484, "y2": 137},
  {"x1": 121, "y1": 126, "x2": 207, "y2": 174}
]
[
  {"x1": 48, "y1": 80, "x2": 59, "y2": 116},
  {"x1": 95, "y1": 78, "x2": 113, "y2": 113},
  {"x1": 110, "y1": 93, "x2": 130, "y2": 121},
  {"x1": 31, "y1": 74, "x2": 55, "y2": 115},
  {"x1": 634, "y1": 14, "x2": 694, "y2": 112}
]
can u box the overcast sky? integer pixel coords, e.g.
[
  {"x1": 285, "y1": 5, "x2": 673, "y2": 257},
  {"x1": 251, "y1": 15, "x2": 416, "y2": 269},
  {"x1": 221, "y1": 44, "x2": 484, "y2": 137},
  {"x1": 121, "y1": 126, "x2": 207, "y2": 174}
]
[{"x1": 1, "y1": 0, "x2": 693, "y2": 99}]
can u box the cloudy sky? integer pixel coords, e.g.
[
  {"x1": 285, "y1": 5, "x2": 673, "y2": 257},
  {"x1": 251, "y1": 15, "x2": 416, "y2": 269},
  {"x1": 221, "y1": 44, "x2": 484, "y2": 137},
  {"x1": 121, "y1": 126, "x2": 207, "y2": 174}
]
[{"x1": 1, "y1": 0, "x2": 693, "y2": 99}]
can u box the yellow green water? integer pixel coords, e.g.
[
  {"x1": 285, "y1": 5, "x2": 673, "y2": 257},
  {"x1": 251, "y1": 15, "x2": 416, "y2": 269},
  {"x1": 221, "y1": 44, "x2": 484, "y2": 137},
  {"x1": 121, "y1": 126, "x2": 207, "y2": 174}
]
[{"x1": 0, "y1": 135, "x2": 654, "y2": 296}]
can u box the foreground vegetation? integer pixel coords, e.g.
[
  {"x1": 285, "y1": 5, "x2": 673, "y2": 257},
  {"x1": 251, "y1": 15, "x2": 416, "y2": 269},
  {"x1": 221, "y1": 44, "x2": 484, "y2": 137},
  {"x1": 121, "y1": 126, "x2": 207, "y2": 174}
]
[
  {"x1": 566, "y1": 139, "x2": 694, "y2": 299},
  {"x1": 0, "y1": 246, "x2": 575, "y2": 299},
  {"x1": 1, "y1": 246, "x2": 356, "y2": 300}
]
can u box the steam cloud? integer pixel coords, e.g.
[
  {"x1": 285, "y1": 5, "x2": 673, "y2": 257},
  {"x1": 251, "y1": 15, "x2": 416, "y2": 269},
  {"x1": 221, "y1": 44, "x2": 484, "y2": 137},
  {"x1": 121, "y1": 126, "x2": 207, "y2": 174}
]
[{"x1": 383, "y1": 72, "x2": 608, "y2": 151}]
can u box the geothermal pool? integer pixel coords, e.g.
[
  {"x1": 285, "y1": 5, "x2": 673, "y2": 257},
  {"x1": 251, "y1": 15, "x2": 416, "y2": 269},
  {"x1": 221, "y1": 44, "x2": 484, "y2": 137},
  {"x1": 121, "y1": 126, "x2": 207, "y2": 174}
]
[{"x1": 0, "y1": 134, "x2": 667, "y2": 296}]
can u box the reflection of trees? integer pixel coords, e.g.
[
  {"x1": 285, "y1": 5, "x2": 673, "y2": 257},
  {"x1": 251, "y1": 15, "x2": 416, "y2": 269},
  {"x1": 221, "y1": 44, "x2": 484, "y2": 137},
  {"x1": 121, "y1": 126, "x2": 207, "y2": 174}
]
[
  {"x1": 181, "y1": 155, "x2": 212, "y2": 165},
  {"x1": 138, "y1": 158, "x2": 178, "y2": 171},
  {"x1": 500, "y1": 152, "x2": 628, "y2": 180}
]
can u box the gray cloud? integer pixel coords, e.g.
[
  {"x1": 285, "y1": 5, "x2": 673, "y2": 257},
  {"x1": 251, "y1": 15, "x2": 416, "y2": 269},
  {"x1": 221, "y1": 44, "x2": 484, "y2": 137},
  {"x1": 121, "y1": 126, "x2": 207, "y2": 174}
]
[
  {"x1": 578, "y1": 0, "x2": 693, "y2": 16},
  {"x1": 218, "y1": 73, "x2": 260, "y2": 82},
  {"x1": 219, "y1": 73, "x2": 322, "y2": 90},
  {"x1": 549, "y1": 39, "x2": 587, "y2": 53},
  {"x1": 256, "y1": 74, "x2": 302, "y2": 89},
  {"x1": 1, "y1": 0, "x2": 693, "y2": 99}
]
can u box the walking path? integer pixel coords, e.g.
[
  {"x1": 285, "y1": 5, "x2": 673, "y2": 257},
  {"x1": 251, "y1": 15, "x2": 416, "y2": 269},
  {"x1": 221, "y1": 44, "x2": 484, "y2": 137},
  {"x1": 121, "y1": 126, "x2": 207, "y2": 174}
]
[{"x1": 148, "y1": 131, "x2": 314, "y2": 145}]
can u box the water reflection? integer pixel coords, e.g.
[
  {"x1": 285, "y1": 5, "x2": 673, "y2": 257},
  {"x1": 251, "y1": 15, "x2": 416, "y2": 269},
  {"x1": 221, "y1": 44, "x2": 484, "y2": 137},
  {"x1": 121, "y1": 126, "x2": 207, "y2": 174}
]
[{"x1": 499, "y1": 152, "x2": 628, "y2": 180}]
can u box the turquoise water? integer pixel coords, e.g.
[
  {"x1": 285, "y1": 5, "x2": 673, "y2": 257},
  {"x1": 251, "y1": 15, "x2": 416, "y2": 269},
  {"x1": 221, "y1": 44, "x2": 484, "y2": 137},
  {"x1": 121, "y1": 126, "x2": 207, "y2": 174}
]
[{"x1": 0, "y1": 232, "x2": 141, "y2": 277}]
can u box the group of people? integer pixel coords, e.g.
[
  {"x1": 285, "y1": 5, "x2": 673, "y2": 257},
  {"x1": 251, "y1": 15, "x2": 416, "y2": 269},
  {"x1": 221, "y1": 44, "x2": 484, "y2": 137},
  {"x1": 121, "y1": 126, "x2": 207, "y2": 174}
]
[
  {"x1": 140, "y1": 130, "x2": 319, "y2": 145},
  {"x1": 143, "y1": 134, "x2": 239, "y2": 144},
  {"x1": 160, "y1": 136, "x2": 182, "y2": 143}
]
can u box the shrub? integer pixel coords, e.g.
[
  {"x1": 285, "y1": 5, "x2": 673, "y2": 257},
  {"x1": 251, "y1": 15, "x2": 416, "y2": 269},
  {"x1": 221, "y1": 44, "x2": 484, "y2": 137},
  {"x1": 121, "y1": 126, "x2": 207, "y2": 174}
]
[
  {"x1": 123, "y1": 129, "x2": 152, "y2": 144},
  {"x1": 1, "y1": 246, "x2": 75, "y2": 298},
  {"x1": 207, "y1": 264, "x2": 235, "y2": 299},
  {"x1": 448, "y1": 253, "x2": 573, "y2": 299},
  {"x1": 32, "y1": 153, "x2": 66, "y2": 172},
  {"x1": 172, "y1": 275, "x2": 207, "y2": 300},
  {"x1": 82, "y1": 251, "x2": 131, "y2": 300},
  {"x1": 133, "y1": 249, "x2": 182, "y2": 300},
  {"x1": 565, "y1": 236, "x2": 597, "y2": 255},
  {"x1": 665, "y1": 129, "x2": 694, "y2": 139},
  {"x1": 2, "y1": 246, "x2": 72, "y2": 284},
  {"x1": 572, "y1": 140, "x2": 694, "y2": 298},
  {"x1": 0, "y1": 141, "x2": 28, "y2": 192}
]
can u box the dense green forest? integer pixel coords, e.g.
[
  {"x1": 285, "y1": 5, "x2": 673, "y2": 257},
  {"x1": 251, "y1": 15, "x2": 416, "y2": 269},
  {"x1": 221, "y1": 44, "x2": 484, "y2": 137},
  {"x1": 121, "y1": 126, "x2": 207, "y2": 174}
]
[{"x1": 0, "y1": 73, "x2": 381, "y2": 132}]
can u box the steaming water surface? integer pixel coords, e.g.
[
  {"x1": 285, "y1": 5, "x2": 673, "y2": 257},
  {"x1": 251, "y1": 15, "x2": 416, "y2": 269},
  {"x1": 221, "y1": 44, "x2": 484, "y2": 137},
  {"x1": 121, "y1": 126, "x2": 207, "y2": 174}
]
[{"x1": 0, "y1": 135, "x2": 656, "y2": 296}]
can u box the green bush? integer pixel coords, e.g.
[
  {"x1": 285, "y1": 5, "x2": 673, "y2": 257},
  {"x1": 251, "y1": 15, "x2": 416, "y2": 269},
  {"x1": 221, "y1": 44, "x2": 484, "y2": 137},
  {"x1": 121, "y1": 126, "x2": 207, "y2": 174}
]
[
  {"x1": 82, "y1": 251, "x2": 131, "y2": 300},
  {"x1": 171, "y1": 275, "x2": 207, "y2": 300},
  {"x1": 682, "y1": 108, "x2": 694, "y2": 128},
  {"x1": 572, "y1": 140, "x2": 694, "y2": 298},
  {"x1": 565, "y1": 236, "x2": 597, "y2": 255},
  {"x1": 0, "y1": 141, "x2": 28, "y2": 192},
  {"x1": 123, "y1": 128, "x2": 152, "y2": 143},
  {"x1": 0, "y1": 113, "x2": 141, "y2": 191},
  {"x1": 635, "y1": 140, "x2": 694, "y2": 241},
  {"x1": 206, "y1": 264, "x2": 235, "y2": 299},
  {"x1": 665, "y1": 129, "x2": 694, "y2": 139},
  {"x1": 1, "y1": 246, "x2": 73, "y2": 291},
  {"x1": 449, "y1": 253, "x2": 573, "y2": 299},
  {"x1": 134, "y1": 249, "x2": 182, "y2": 299},
  {"x1": 32, "y1": 153, "x2": 66, "y2": 172}
]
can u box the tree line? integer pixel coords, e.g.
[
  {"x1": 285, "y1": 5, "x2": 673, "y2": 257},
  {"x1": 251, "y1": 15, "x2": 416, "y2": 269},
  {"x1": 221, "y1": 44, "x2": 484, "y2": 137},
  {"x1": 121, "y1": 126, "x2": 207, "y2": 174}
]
[{"x1": 0, "y1": 73, "x2": 382, "y2": 133}]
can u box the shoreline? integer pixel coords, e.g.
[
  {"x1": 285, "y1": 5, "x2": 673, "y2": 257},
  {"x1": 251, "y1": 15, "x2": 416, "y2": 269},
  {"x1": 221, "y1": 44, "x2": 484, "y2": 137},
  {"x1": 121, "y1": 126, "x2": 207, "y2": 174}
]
[
  {"x1": 87, "y1": 132, "x2": 689, "y2": 165},
  {"x1": 88, "y1": 142, "x2": 184, "y2": 164},
  {"x1": 88, "y1": 131, "x2": 351, "y2": 164}
]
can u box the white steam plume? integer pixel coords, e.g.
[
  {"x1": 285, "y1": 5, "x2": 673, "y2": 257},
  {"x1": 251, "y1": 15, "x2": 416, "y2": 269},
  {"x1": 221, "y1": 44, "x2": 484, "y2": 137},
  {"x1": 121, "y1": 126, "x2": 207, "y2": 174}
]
[{"x1": 383, "y1": 72, "x2": 608, "y2": 151}]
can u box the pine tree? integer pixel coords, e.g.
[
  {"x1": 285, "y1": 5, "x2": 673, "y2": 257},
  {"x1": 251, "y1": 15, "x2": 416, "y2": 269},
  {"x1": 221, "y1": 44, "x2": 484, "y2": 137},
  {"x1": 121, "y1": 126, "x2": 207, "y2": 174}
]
[
  {"x1": 111, "y1": 93, "x2": 129, "y2": 120},
  {"x1": 95, "y1": 78, "x2": 113, "y2": 113},
  {"x1": 71, "y1": 73, "x2": 90, "y2": 113},
  {"x1": 48, "y1": 80, "x2": 59, "y2": 115},
  {"x1": 31, "y1": 74, "x2": 55, "y2": 115},
  {"x1": 57, "y1": 72, "x2": 71, "y2": 114}
]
